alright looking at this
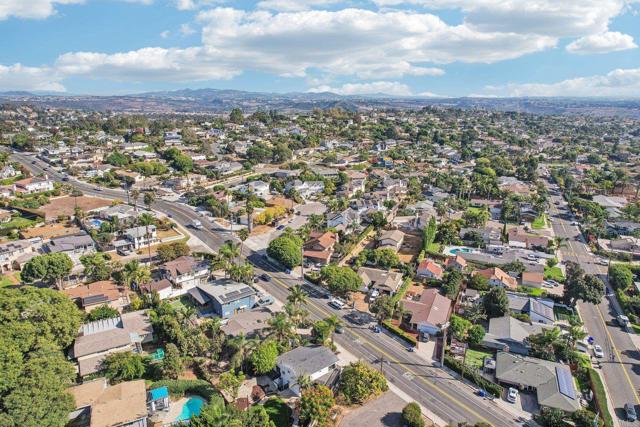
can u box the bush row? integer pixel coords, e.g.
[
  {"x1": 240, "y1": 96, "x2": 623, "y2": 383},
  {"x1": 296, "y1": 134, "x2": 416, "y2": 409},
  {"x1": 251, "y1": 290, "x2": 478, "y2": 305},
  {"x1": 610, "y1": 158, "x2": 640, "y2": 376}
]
[
  {"x1": 587, "y1": 368, "x2": 614, "y2": 427},
  {"x1": 382, "y1": 320, "x2": 418, "y2": 346},
  {"x1": 443, "y1": 355, "x2": 503, "y2": 397}
]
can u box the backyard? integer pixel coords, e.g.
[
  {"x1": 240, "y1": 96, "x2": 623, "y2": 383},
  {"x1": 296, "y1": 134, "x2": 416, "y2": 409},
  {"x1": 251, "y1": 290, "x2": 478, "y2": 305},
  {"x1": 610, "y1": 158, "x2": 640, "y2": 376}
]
[
  {"x1": 464, "y1": 349, "x2": 492, "y2": 369},
  {"x1": 544, "y1": 265, "x2": 564, "y2": 282},
  {"x1": 262, "y1": 397, "x2": 291, "y2": 427}
]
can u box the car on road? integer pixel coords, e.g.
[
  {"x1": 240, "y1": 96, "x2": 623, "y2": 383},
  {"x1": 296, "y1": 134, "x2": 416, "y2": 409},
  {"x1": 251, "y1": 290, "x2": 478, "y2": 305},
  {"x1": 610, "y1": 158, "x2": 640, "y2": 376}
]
[
  {"x1": 329, "y1": 298, "x2": 346, "y2": 310},
  {"x1": 255, "y1": 296, "x2": 274, "y2": 307},
  {"x1": 507, "y1": 387, "x2": 519, "y2": 403},
  {"x1": 276, "y1": 224, "x2": 285, "y2": 230},
  {"x1": 526, "y1": 253, "x2": 538, "y2": 261},
  {"x1": 571, "y1": 221, "x2": 580, "y2": 226},
  {"x1": 260, "y1": 273, "x2": 271, "y2": 282},
  {"x1": 407, "y1": 346, "x2": 415, "y2": 352},
  {"x1": 31, "y1": 160, "x2": 36, "y2": 164},
  {"x1": 93, "y1": 187, "x2": 101, "y2": 191},
  {"x1": 62, "y1": 176, "x2": 69, "y2": 181},
  {"x1": 593, "y1": 344, "x2": 604, "y2": 358},
  {"x1": 335, "y1": 324, "x2": 344, "y2": 334},
  {"x1": 372, "y1": 325, "x2": 381, "y2": 333},
  {"x1": 625, "y1": 403, "x2": 637, "y2": 422},
  {"x1": 546, "y1": 279, "x2": 560, "y2": 287},
  {"x1": 596, "y1": 258, "x2": 608, "y2": 266}
]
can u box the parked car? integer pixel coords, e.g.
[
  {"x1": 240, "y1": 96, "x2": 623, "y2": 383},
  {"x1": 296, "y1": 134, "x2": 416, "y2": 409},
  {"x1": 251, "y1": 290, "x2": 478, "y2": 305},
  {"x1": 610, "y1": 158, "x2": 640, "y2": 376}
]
[
  {"x1": 329, "y1": 298, "x2": 346, "y2": 310},
  {"x1": 335, "y1": 324, "x2": 344, "y2": 334},
  {"x1": 507, "y1": 387, "x2": 519, "y2": 403},
  {"x1": 260, "y1": 273, "x2": 272, "y2": 282},
  {"x1": 593, "y1": 345, "x2": 604, "y2": 358},
  {"x1": 625, "y1": 403, "x2": 637, "y2": 422},
  {"x1": 372, "y1": 325, "x2": 381, "y2": 333},
  {"x1": 276, "y1": 224, "x2": 285, "y2": 230}
]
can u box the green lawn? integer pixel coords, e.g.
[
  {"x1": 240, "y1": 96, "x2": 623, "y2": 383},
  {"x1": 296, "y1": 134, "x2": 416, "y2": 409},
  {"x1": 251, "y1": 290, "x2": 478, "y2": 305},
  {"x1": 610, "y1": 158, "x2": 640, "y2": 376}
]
[
  {"x1": 465, "y1": 349, "x2": 492, "y2": 368},
  {"x1": 0, "y1": 217, "x2": 36, "y2": 230},
  {"x1": 554, "y1": 306, "x2": 578, "y2": 322},
  {"x1": 544, "y1": 266, "x2": 564, "y2": 281},
  {"x1": 262, "y1": 398, "x2": 291, "y2": 427},
  {"x1": 427, "y1": 242, "x2": 442, "y2": 253},
  {"x1": 531, "y1": 215, "x2": 547, "y2": 230},
  {"x1": 0, "y1": 275, "x2": 15, "y2": 287},
  {"x1": 517, "y1": 286, "x2": 545, "y2": 297}
]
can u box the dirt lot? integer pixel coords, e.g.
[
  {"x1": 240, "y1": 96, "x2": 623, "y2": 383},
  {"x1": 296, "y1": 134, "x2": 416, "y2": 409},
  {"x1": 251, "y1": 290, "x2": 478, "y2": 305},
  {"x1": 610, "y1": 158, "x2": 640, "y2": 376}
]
[
  {"x1": 351, "y1": 292, "x2": 370, "y2": 313},
  {"x1": 19, "y1": 223, "x2": 81, "y2": 239},
  {"x1": 398, "y1": 232, "x2": 422, "y2": 263},
  {"x1": 40, "y1": 196, "x2": 113, "y2": 220}
]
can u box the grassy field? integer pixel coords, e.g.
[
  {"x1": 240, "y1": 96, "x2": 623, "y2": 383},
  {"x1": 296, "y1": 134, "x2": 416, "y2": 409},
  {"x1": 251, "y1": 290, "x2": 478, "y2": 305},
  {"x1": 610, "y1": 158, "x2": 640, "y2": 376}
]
[
  {"x1": 465, "y1": 349, "x2": 492, "y2": 368},
  {"x1": 427, "y1": 242, "x2": 441, "y2": 253},
  {"x1": 531, "y1": 215, "x2": 547, "y2": 229},
  {"x1": 517, "y1": 286, "x2": 545, "y2": 297},
  {"x1": 0, "y1": 275, "x2": 15, "y2": 287},
  {"x1": 544, "y1": 266, "x2": 564, "y2": 281},
  {"x1": 0, "y1": 217, "x2": 36, "y2": 230},
  {"x1": 262, "y1": 398, "x2": 291, "y2": 427}
]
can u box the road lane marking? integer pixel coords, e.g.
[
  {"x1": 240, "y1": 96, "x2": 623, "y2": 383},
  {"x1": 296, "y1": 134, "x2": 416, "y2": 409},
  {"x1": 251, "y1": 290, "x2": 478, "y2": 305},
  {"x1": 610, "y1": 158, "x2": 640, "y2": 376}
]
[
  {"x1": 595, "y1": 305, "x2": 640, "y2": 405},
  {"x1": 264, "y1": 274, "x2": 497, "y2": 425}
]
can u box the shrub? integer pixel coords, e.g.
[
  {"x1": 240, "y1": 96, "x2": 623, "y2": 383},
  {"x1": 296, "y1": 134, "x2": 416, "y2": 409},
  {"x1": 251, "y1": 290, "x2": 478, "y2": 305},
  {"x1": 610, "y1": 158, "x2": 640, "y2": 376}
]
[
  {"x1": 340, "y1": 361, "x2": 388, "y2": 404},
  {"x1": 587, "y1": 369, "x2": 614, "y2": 427},
  {"x1": 443, "y1": 355, "x2": 502, "y2": 397},
  {"x1": 382, "y1": 320, "x2": 417, "y2": 345},
  {"x1": 402, "y1": 403, "x2": 425, "y2": 427}
]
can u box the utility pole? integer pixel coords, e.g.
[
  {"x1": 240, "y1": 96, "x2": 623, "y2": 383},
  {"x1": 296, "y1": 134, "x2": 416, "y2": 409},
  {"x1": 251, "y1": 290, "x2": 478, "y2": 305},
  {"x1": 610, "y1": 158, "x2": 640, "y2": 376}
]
[{"x1": 379, "y1": 354, "x2": 384, "y2": 375}]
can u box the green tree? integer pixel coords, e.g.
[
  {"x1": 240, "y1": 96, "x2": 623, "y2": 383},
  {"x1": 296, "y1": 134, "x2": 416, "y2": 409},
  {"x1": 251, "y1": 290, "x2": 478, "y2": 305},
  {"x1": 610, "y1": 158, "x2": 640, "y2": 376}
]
[
  {"x1": 243, "y1": 405, "x2": 276, "y2": 427},
  {"x1": 467, "y1": 324, "x2": 486, "y2": 345},
  {"x1": 161, "y1": 343, "x2": 184, "y2": 379},
  {"x1": 468, "y1": 274, "x2": 489, "y2": 291},
  {"x1": 320, "y1": 265, "x2": 363, "y2": 296},
  {"x1": 87, "y1": 304, "x2": 119, "y2": 321},
  {"x1": 563, "y1": 262, "x2": 604, "y2": 306},
  {"x1": 534, "y1": 407, "x2": 567, "y2": 427},
  {"x1": 103, "y1": 352, "x2": 147, "y2": 383},
  {"x1": 402, "y1": 402, "x2": 425, "y2": 427},
  {"x1": 609, "y1": 263, "x2": 633, "y2": 291},
  {"x1": 370, "y1": 295, "x2": 395, "y2": 322},
  {"x1": 483, "y1": 286, "x2": 509, "y2": 318},
  {"x1": 435, "y1": 221, "x2": 460, "y2": 245},
  {"x1": 190, "y1": 396, "x2": 241, "y2": 427},
  {"x1": 80, "y1": 252, "x2": 113, "y2": 282},
  {"x1": 21, "y1": 253, "x2": 73, "y2": 289},
  {"x1": 156, "y1": 241, "x2": 191, "y2": 262},
  {"x1": 300, "y1": 384, "x2": 335, "y2": 427},
  {"x1": 230, "y1": 108, "x2": 244, "y2": 124},
  {"x1": 267, "y1": 235, "x2": 302, "y2": 268},
  {"x1": 422, "y1": 216, "x2": 437, "y2": 251},
  {"x1": 450, "y1": 314, "x2": 471, "y2": 340},
  {"x1": 250, "y1": 340, "x2": 279, "y2": 375},
  {"x1": 442, "y1": 269, "x2": 464, "y2": 299},
  {"x1": 218, "y1": 370, "x2": 245, "y2": 401},
  {"x1": 339, "y1": 361, "x2": 388, "y2": 404}
]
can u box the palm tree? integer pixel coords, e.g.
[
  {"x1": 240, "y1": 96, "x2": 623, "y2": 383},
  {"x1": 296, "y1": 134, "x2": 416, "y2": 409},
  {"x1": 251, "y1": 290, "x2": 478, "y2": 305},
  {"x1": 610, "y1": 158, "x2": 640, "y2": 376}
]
[
  {"x1": 308, "y1": 214, "x2": 324, "y2": 231},
  {"x1": 285, "y1": 302, "x2": 309, "y2": 329},
  {"x1": 268, "y1": 312, "x2": 297, "y2": 349},
  {"x1": 130, "y1": 189, "x2": 140, "y2": 211},
  {"x1": 138, "y1": 213, "x2": 155, "y2": 266},
  {"x1": 296, "y1": 374, "x2": 312, "y2": 391},
  {"x1": 236, "y1": 228, "x2": 249, "y2": 262},
  {"x1": 246, "y1": 199, "x2": 255, "y2": 233},
  {"x1": 229, "y1": 333, "x2": 257, "y2": 371},
  {"x1": 287, "y1": 285, "x2": 307, "y2": 307},
  {"x1": 324, "y1": 314, "x2": 343, "y2": 347},
  {"x1": 123, "y1": 260, "x2": 140, "y2": 288}
]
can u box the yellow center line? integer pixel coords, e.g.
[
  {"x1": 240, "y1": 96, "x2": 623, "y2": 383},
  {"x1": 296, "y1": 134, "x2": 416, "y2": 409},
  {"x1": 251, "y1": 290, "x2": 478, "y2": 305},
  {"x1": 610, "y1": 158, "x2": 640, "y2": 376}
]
[
  {"x1": 595, "y1": 305, "x2": 640, "y2": 405},
  {"x1": 267, "y1": 274, "x2": 494, "y2": 424}
]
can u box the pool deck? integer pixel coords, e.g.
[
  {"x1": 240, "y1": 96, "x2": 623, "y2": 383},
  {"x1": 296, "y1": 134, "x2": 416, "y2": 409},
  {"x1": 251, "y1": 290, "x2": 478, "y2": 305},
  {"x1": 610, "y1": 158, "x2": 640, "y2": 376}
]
[{"x1": 149, "y1": 396, "x2": 190, "y2": 425}]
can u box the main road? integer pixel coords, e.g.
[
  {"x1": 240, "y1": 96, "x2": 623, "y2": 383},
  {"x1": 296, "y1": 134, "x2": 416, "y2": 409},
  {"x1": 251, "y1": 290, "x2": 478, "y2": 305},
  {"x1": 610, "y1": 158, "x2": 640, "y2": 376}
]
[
  {"x1": 547, "y1": 183, "x2": 639, "y2": 426},
  {"x1": 13, "y1": 151, "x2": 523, "y2": 426}
]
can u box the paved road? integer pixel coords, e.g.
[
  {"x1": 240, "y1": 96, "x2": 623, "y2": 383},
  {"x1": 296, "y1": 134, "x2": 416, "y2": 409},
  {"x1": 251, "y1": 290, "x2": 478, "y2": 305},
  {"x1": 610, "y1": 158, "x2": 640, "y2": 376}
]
[
  {"x1": 11, "y1": 151, "x2": 523, "y2": 427},
  {"x1": 547, "y1": 184, "x2": 640, "y2": 426}
]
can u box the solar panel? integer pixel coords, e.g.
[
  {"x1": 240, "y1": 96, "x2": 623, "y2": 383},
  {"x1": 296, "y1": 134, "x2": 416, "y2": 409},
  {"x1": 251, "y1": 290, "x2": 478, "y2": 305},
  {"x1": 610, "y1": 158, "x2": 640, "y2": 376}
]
[
  {"x1": 556, "y1": 367, "x2": 576, "y2": 399},
  {"x1": 83, "y1": 294, "x2": 109, "y2": 305}
]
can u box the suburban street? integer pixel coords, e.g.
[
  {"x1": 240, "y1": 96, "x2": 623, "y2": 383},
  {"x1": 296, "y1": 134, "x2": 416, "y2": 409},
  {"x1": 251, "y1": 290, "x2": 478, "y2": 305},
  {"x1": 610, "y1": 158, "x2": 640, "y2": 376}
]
[
  {"x1": 11, "y1": 151, "x2": 525, "y2": 427},
  {"x1": 547, "y1": 184, "x2": 640, "y2": 426}
]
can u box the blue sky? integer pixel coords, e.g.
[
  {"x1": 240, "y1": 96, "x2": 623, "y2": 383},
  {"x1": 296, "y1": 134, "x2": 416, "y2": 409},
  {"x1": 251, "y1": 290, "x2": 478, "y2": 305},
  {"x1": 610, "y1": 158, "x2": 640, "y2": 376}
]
[{"x1": 0, "y1": 0, "x2": 639, "y2": 97}]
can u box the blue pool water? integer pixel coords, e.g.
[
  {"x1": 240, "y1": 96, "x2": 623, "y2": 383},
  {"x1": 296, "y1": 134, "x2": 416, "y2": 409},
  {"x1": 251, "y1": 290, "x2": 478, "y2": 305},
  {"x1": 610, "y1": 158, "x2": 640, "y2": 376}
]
[
  {"x1": 89, "y1": 219, "x2": 104, "y2": 228},
  {"x1": 449, "y1": 247, "x2": 471, "y2": 254},
  {"x1": 175, "y1": 396, "x2": 205, "y2": 422}
]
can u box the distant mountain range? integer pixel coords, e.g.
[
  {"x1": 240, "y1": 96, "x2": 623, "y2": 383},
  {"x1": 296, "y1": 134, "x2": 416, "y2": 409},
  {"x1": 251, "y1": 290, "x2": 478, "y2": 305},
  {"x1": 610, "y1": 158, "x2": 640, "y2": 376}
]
[{"x1": 1, "y1": 88, "x2": 640, "y2": 118}]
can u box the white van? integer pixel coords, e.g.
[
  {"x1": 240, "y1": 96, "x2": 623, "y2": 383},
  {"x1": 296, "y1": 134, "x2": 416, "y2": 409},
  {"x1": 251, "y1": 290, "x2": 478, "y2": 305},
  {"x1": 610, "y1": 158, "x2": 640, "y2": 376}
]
[{"x1": 329, "y1": 299, "x2": 346, "y2": 310}]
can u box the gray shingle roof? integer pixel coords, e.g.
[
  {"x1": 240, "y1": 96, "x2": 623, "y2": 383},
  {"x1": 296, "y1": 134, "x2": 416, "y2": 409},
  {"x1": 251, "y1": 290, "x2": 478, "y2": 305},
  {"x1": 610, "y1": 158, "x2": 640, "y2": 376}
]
[{"x1": 276, "y1": 345, "x2": 338, "y2": 377}]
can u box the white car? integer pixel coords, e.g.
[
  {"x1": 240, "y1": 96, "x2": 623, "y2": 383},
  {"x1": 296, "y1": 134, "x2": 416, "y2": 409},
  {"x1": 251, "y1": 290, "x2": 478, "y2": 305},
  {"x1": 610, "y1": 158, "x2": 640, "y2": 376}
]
[
  {"x1": 329, "y1": 298, "x2": 346, "y2": 310},
  {"x1": 571, "y1": 221, "x2": 580, "y2": 226},
  {"x1": 593, "y1": 345, "x2": 604, "y2": 358},
  {"x1": 507, "y1": 387, "x2": 519, "y2": 403},
  {"x1": 596, "y1": 258, "x2": 608, "y2": 266}
]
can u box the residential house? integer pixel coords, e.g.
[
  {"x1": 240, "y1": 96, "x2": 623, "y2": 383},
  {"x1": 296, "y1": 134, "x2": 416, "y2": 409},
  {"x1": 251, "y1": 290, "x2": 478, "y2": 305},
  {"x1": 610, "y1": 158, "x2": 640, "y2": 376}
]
[
  {"x1": 285, "y1": 180, "x2": 325, "y2": 199},
  {"x1": 63, "y1": 280, "x2": 129, "y2": 313},
  {"x1": 378, "y1": 229, "x2": 404, "y2": 252},
  {"x1": 358, "y1": 267, "x2": 404, "y2": 295},
  {"x1": 327, "y1": 208, "x2": 360, "y2": 233},
  {"x1": 592, "y1": 195, "x2": 628, "y2": 209},
  {"x1": 43, "y1": 231, "x2": 96, "y2": 256},
  {"x1": 0, "y1": 239, "x2": 37, "y2": 272},
  {"x1": 0, "y1": 165, "x2": 18, "y2": 179},
  {"x1": 481, "y1": 316, "x2": 547, "y2": 355},
  {"x1": 188, "y1": 279, "x2": 256, "y2": 319},
  {"x1": 473, "y1": 267, "x2": 517, "y2": 289},
  {"x1": 67, "y1": 378, "x2": 148, "y2": 427},
  {"x1": 507, "y1": 293, "x2": 556, "y2": 325},
  {"x1": 508, "y1": 229, "x2": 549, "y2": 250},
  {"x1": 276, "y1": 345, "x2": 339, "y2": 396},
  {"x1": 145, "y1": 256, "x2": 211, "y2": 299},
  {"x1": 401, "y1": 288, "x2": 452, "y2": 336},
  {"x1": 221, "y1": 308, "x2": 273, "y2": 338},
  {"x1": 0, "y1": 208, "x2": 12, "y2": 223},
  {"x1": 522, "y1": 271, "x2": 544, "y2": 288},
  {"x1": 124, "y1": 225, "x2": 158, "y2": 250},
  {"x1": 13, "y1": 175, "x2": 54, "y2": 194},
  {"x1": 495, "y1": 352, "x2": 580, "y2": 412},
  {"x1": 416, "y1": 259, "x2": 444, "y2": 281},
  {"x1": 247, "y1": 180, "x2": 270, "y2": 198},
  {"x1": 444, "y1": 255, "x2": 467, "y2": 271},
  {"x1": 72, "y1": 311, "x2": 154, "y2": 377},
  {"x1": 304, "y1": 231, "x2": 337, "y2": 266}
]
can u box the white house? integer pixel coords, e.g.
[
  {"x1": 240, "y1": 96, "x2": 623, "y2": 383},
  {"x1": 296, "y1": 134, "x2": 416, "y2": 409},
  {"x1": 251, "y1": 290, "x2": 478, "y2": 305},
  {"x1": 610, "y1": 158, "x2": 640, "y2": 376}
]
[
  {"x1": 286, "y1": 180, "x2": 325, "y2": 199},
  {"x1": 124, "y1": 225, "x2": 158, "y2": 250},
  {"x1": 247, "y1": 180, "x2": 270, "y2": 198},
  {"x1": 14, "y1": 176, "x2": 55, "y2": 194},
  {"x1": 276, "y1": 345, "x2": 339, "y2": 396}
]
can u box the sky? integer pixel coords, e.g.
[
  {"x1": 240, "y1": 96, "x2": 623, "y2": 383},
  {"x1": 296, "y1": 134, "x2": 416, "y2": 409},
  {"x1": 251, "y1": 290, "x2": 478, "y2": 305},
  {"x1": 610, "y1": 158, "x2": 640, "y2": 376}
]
[{"x1": 0, "y1": 0, "x2": 639, "y2": 97}]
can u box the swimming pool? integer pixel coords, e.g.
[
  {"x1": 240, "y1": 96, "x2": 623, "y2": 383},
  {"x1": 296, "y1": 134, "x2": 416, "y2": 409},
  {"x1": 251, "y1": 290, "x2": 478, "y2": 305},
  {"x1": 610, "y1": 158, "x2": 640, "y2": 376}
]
[
  {"x1": 446, "y1": 246, "x2": 473, "y2": 256},
  {"x1": 175, "y1": 396, "x2": 205, "y2": 422},
  {"x1": 89, "y1": 219, "x2": 104, "y2": 228}
]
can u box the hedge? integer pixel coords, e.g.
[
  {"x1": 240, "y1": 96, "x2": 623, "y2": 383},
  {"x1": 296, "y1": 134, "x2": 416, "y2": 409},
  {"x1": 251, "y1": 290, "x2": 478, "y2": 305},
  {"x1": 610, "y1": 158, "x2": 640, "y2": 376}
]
[
  {"x1": 149, "y1": 379, "x2": 218, "y2": 401},
  {"x1": 588, "y1": 369, "x2": 614, "y2": 427},
  {"x1": 382, "y1": 320, "x2": 418, "y2": 346},
  {"x1": 444, "y1": 355, "x2": 503, "y2": 397},
  {"x1": 391, "y1": 277, "x2": 412, "y2": 305},
  {"x1": 616, "y1": 289, "x2": 639, "y2": 323}
]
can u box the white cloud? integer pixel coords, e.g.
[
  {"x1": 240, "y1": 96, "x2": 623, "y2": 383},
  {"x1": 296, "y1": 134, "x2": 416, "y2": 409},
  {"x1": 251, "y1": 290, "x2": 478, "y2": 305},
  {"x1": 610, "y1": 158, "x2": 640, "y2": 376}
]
[
  {"x1": 372, "y1": 0, "x2": 630, "y2": 38},
  {"x1": 256, "y1": 0, "x2": 341, "y2": 11},
  {"x1": 308, "y1": 81, "x2": 413, "y2": 96},
  {"x1": 180, "y1": 23, "x2": 195, "y2": 36},
  {"x1": 480, "y1": 68, "x2": 640, "y2": 97},
  {"x1": 566, "y1": 31, "x2": 637, "y2": 54},
  {"x1": 160, "y1": 30, "x2": 170, "y2": 39},
  {"x1": 174, "y1": 0, "x2": 224, "y2": 11},
  {"x1": 55, "y1": 46, "x2": 241, "y2": 82},
  {"x1": 0, "y1": 64, "x2": 65, "y2": 92},
  {"x1": 0, "y1": 0, "x2": 83, "y2": 20}
]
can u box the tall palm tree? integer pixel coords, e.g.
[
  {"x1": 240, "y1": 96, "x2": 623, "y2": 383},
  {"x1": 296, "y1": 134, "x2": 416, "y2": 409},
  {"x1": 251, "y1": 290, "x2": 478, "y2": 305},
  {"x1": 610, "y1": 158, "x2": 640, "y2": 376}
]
[
  {"x1": 138, "y1": 213, "x2": 155, "y2": 266},
  {"x1": 324, "y1": 314, "x2": 343, "y2": 347},
  {"x1": 268, "y1": 312, "x2": 297, "y2": 349},
  {"x1": 287, "y1": 285, "x2": 307, "y2": 307},
  {"x1": 123, "y1": 259, "x2": 140, "y2": 288},
  {"x1": 229, "y1": 333, "x2": 257, "y2": 371},
  {"x1": 236, "y1": 228, "x2": 249, "y2": 262}
]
